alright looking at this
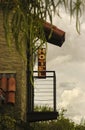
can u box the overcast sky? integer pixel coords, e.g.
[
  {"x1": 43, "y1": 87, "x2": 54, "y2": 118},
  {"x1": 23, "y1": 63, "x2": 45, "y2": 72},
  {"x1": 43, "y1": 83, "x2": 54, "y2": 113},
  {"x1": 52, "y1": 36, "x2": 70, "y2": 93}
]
[{"x1": 46, "y1": 9, "x2": 85, "y2": 123}]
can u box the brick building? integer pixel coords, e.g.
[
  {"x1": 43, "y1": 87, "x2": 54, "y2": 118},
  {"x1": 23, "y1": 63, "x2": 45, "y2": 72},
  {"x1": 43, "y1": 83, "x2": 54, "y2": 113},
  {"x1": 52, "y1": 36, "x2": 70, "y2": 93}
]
[{"x1": 0, "y1": 7, "x2": 65, "y2": 128}]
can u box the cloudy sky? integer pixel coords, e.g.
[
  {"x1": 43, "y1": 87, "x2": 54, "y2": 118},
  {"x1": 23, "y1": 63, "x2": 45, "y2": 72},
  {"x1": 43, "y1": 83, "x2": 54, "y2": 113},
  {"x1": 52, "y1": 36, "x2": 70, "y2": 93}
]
[{"x1": 46, "y1": 9, "x2": 85, "y2": 123}]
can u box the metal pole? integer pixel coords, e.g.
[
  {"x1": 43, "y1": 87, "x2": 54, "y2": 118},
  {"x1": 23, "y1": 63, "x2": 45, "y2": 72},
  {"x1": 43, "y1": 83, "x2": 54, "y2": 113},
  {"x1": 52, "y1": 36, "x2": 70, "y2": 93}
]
[
  {"x1": 26, "y1": 40, "x2": 34, "y2": 121},
  {"x1": 53, "y1": 71, "x2": 56, "y2": 112}
]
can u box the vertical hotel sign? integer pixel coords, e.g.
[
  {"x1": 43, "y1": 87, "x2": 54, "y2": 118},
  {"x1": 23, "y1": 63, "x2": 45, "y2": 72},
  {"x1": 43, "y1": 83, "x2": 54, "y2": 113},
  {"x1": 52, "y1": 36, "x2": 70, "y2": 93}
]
[{"x1": 38, "y1": 48, "x2": 46, "y2": 78}]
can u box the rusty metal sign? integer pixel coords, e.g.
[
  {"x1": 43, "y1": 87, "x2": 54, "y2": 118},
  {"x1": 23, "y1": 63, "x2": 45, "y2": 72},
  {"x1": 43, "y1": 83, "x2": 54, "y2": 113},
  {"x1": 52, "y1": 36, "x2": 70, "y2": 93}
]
[{"x1": 38, "y1": 48, "x2": 46, "y2": 78}]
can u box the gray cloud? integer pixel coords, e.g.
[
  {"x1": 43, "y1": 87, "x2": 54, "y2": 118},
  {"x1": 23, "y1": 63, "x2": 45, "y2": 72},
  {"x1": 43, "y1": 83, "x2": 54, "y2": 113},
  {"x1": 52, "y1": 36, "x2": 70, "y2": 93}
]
[
  {"x1": 47, "y1": 8, "x2": 85, "y2": 63},
  {"x1": 46, "y1": 11, "x2": 85, "y2": 123},
  {"x1": 34, "y1": 8, "x2": 85, "y2": 123}
]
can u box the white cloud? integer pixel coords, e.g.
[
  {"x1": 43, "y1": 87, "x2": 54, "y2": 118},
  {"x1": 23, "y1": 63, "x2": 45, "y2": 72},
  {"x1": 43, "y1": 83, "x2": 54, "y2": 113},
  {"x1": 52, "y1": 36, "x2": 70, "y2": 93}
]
[
  {"x1": 47, "y1": 55, "x2": 72, "y2": 68},
  {"x1": 57, "y1": 81, "x2": 85, "y2": 123},
  {"x1": 58, "y1": 87, "x2": 81, "y2": 108},
  {"x1": 34, "y1": 8, "x2": 85, "y2": 123},
  {"x1": 46, "y1": 15, "x2": 85, "y2": 120}
]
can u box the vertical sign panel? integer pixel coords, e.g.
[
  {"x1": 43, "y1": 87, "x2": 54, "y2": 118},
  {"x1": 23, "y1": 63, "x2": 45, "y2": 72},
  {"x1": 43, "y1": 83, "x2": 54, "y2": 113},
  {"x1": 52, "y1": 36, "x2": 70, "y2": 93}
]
[{"x1": 38, "y1": 48, "x2": 46, "y2": 78}]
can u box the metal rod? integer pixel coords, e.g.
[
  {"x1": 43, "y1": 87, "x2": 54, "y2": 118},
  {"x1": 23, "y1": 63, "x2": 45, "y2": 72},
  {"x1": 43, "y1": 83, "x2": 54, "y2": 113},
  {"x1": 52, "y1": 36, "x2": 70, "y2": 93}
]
[{"x1": 53, "y1": 71, "x2": 56, "y2": 112}]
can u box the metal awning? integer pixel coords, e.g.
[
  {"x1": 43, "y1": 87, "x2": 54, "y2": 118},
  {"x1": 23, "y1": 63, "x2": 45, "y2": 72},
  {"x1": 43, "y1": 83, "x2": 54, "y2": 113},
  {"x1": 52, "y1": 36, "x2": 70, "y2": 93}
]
[{"x1": 43, "y1": 21, "x2": 65, "y2": 47}]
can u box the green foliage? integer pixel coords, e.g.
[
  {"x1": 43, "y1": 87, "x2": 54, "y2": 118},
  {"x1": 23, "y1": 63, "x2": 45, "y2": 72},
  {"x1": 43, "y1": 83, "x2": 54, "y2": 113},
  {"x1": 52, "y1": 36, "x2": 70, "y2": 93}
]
[
  {"x1": 30, "y1": 117, "x2": 75, "y2": 130},
  {"x1": 34, "y1": 105, "x2": 53, "y2": 112},
  {"x1": 0, "y1": 0, "x2": 56, "y2": 57},
  {"x1": 0, "y1": 108, "x2": 85, "y2": 130},
  {"x1": 0, "y1": 1, "x2": 84, "y2": 82},
  {"x1": 0, "y1": 1, "x2": 57, "y2": 85},
  {"x1": 56, "y1": 0, "x2": 84, "y2": 34},
  {"x1": 71, "y1": 0, "x2": 84, "y2": 34},
  {"x1": 0, "y1": 0, "x2": 85, "y2": 56},
  {"x1": 30, "y1": 109, "x2": 85, "y2": 130},
  {"x1": 0, "y1": 114, "x2": 16, "y2": 130}
]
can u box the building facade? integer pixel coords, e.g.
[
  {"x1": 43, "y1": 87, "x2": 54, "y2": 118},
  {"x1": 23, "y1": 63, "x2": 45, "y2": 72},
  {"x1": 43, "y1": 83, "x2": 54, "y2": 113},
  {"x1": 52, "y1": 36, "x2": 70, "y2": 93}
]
[{"x1": 0, "y1": 11, "x2": 27, "y2": 122}]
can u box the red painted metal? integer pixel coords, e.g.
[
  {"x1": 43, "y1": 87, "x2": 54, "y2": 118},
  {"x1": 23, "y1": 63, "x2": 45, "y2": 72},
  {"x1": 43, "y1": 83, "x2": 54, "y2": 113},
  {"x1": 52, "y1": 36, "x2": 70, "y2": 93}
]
[
  {"x1": 43, "y1": 21, "x2": 65, "y2": 47},
  {"x1": 8, "y1": 77, "x2": 16, "y2": 92},
  {"x1": 0, "y1": 77, "x2": 7, "y2": 92},
  {"x1": 7, "y1": 91, "x2": 15, "y2": 104}
]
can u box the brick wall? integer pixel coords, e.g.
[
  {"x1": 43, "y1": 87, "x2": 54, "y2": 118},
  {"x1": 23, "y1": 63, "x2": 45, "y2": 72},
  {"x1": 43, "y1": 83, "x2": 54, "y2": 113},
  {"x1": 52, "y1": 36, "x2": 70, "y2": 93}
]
[{"x1": 0, "y1": 11, "x2": 27, "y2": 121}]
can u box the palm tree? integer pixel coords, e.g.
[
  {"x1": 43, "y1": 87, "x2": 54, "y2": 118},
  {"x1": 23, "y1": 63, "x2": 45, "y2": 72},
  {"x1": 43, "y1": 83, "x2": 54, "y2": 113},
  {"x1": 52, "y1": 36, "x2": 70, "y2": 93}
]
[
  {"x1": 0, "y1": 0, "x2": 84, "y2": 115},
  {"x1": 0, "y1": 0, "x2": 84, "y2": 53},
  {"x1": 0, "y1": 0, "x2": 84, "y2": 80},
  {"x1": 0, "y1": 0, "x2": 84, "y2": 128}
]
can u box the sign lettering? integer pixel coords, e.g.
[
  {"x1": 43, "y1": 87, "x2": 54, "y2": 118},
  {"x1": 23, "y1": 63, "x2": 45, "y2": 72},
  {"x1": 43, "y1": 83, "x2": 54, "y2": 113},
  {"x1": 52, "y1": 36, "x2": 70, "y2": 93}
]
[{"x1": 38, "y1": 48, "x2": 46, "y2": 78}]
